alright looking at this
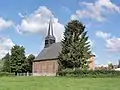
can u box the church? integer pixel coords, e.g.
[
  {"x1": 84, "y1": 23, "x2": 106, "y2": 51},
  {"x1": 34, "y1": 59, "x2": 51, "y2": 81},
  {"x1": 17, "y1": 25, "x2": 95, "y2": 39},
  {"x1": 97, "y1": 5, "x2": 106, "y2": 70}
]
[{"x1": 32, "y1": 20, "x2": 95, "y2": 76}]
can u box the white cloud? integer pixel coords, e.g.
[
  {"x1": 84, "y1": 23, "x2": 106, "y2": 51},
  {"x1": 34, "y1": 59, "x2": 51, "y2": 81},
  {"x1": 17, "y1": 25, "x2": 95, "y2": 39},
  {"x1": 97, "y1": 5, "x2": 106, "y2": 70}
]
[
  {"x1": 71, "y1": 0, "x2": 120, "y2": 21},
  {"x1": 16, "y1": 6, "x2": 65, "y2": 42},
  {"x1": 0, "y1": 36, "x2": 14, "y2": 59},
  {"x1": 71, "y1": 4, "x2": 105, "y2": 21},
  {"x1": 96, "y1": 31, "x2": 111, "y2": 39},
  {"x1": 0, "y1": 17, "x2": 14, "y2": 30},
  {"x1": 18, "y1": 12, "x2": 26, "y2": 18},
  {"x1": 96, "y1": 31, "x2": 120, "y2": 52},
  {"x1": 106, "y1": 37, "x2": 120, "y2": 52},
  {"x1": 96, "y1": 0, "x2": 120, "y2": 13}
]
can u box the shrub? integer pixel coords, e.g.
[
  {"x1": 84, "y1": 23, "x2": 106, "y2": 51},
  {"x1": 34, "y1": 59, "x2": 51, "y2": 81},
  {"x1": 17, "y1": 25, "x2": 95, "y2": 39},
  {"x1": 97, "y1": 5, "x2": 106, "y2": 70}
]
[
  {"x1": 57, "y1": 69, "x2": 120, "y2": 78},
  {"x1": 0, "y1": 72, "x2": 15, "y2": 77}
]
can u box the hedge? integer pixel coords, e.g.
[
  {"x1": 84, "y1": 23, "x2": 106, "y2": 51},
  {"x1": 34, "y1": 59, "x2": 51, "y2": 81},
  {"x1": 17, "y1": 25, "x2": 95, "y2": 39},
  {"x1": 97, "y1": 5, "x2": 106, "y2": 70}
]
[
  {"x1": 0, "y1": 72, "x2": 15, "y2": 77},
  {"x1": 57, "y1": 69, "x2": 120, "y2": 78}
]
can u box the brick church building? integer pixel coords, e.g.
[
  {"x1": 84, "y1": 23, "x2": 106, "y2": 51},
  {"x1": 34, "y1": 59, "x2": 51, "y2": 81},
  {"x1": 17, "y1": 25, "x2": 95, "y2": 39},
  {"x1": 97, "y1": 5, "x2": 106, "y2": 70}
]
[{"x1": 32, "y1": 20, "x2": 95, "y2": 76}]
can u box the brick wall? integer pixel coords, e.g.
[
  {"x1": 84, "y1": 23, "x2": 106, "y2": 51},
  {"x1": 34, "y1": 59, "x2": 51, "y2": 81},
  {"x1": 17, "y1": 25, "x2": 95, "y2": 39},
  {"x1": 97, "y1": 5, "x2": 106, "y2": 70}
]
[
  {"x1": 88, "y1": 55, "x2": 95, "y2": 70},
  {"x1": 33, "y1": 60, "x2": 58, "y2": 76},
  {"x1": 33, "y1": 56, "x2": 95, "y2": 76}
]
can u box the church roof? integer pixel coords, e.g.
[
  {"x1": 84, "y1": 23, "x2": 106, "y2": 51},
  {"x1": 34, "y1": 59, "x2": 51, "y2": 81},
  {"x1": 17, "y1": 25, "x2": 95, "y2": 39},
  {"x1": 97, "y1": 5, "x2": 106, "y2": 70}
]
[
  {"x1": 34, "y1": 42, "x2": 61, "y2": 61},
  {"x1": 34, "y1": 42, "x2": 95, "y2": 61}
]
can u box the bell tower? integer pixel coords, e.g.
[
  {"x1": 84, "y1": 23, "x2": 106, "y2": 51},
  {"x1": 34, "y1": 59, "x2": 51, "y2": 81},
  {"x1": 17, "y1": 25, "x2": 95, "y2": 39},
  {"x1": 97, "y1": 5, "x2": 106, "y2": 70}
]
[{"x1": 44, "y1": 19, "x2": 56, "y2": 48}]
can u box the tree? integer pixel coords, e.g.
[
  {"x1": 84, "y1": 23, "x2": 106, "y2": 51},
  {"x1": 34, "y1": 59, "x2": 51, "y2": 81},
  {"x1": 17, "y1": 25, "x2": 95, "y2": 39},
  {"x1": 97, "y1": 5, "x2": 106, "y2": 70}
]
[
  {"x1": 26, "y1": 54, "x2": 35, "y2": 73},
  {"x1": 0, "y1": 59, "x2": 4, "y2": 72},
  {"x1": 10, "y1": 45, "x2": 26, "y2": 75},
  {"x1": 108, "y1": 63, "x2": 113, "y2": 70},
  {"x1": 2, "y1": 53, "x2": 11, "y2": 72},
  {"x1": 59, "y1": 20, "x2": 91, "y2": 70}
]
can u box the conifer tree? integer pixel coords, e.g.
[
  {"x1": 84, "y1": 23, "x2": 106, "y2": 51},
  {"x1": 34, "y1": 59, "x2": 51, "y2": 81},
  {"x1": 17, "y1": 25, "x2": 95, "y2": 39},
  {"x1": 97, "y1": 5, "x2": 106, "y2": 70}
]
[{"x1": 59, "y1": 20, "x2": 91, "y2": 70}]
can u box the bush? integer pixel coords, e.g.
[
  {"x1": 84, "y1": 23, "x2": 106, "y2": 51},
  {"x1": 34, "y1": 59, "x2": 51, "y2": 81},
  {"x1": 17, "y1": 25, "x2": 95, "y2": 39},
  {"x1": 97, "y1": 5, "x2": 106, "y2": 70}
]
[
  {"x1": 57, "y1": 69, "x2": 120, "y2": 78},
  {"x1": 0, "y1": 72, "x2": 15, "y2": 77}
]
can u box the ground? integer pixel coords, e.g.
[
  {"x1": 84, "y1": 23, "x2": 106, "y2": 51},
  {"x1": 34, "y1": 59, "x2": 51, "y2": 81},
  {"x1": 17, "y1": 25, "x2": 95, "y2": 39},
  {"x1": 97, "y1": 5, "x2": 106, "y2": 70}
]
[{"x1": 0, "y1": 77, "x2": 120, "y2": 90}]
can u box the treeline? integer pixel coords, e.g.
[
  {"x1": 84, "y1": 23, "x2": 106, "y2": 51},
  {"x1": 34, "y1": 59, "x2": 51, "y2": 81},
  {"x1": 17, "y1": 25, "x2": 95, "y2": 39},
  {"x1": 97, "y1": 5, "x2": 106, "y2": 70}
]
[{"x1": 0, "y1": 45, "x2": 35, "y2": 75}]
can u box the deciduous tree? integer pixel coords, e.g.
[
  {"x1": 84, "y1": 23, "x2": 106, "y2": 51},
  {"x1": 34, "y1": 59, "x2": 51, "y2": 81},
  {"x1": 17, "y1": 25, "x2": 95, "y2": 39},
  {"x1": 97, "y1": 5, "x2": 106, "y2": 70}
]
[
  {"x1": 2, "y1": 53, "x2": 10, "y2": 72},
  {"x1": 10, "y1": 45, "x2": 26, "y2": 75},
  {"x1": 26, "y1": 54, "x2": 35, "y2": 73}
]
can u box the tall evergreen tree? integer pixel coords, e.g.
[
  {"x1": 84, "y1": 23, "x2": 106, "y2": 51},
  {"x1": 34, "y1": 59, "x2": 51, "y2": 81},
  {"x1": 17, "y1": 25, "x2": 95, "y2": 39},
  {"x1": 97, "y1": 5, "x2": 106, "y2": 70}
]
[
  {"x1": 10, "y1": 45, "x2": 26, "y2": 75},
  {"x1": 59, "y1": 20, "x2": 91, "y2": 70},
  {"x1": 2, "y1": 53, "x2": 10, "y2": 72}
]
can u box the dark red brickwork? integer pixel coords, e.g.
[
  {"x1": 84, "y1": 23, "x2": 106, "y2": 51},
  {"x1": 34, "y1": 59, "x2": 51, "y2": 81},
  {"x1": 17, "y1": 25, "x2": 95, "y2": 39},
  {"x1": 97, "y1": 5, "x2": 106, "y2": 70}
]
[
  {"x1": 33, "y1": 60, "x2": 58, "y2": 75},
  {"x1": 33, "y1": 56, "x2": 95, "y2": 76}
]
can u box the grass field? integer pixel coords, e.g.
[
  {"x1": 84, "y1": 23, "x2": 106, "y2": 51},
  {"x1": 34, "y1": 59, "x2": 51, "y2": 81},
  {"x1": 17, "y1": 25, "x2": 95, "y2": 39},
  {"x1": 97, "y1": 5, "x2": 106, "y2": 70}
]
[{"x1": 0, "y1": 77, "x2": 120, "y2": 90}]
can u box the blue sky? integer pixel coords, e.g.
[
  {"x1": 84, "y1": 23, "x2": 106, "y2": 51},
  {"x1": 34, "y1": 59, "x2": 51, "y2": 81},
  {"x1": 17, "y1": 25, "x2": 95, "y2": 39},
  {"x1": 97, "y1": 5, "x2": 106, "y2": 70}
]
[{"x1": 0, "y1": 0, "x2": 120, "y2": 66}]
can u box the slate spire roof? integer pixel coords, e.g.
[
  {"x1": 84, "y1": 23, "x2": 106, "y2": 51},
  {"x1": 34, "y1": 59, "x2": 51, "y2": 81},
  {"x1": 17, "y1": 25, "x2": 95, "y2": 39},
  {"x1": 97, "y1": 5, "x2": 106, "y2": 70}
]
[
  {"x1": 47, "y1": 19, "x2": 54, "y2": 36},
  {"x1": 44, "y1": 19, "x2": 56, "y2": 48}
]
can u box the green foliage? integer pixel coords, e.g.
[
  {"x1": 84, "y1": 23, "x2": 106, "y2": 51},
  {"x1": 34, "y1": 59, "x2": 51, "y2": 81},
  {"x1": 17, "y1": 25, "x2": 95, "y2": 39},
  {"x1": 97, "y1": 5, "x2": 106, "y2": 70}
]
[
  {"x1": 0, "y1": 60, "x2": 4, "y2": 72},
  {"x1": 10, "y1": 45, "x2": 27, "y2": 74},
  {"x1": 1, "y1": 45, "x2": 35, "y2": 74},
  {"x1": 0, "y1": 72, "x2": 15, "y2": 77},
  {"x1": 2, "y1": 53, "x2": 11, "y2": 72},
  {"x1": 59, "y1": 20, "x2": 91, "y2": 69},
  {"x1": 26, "y1": 54, "x2": 35, "y2": 73},
  {"x1": 57, "y1": 69, "x2": 120, "y2": 78},
  {"x1": 108, "y1": 63, "x2": 113, "y2": 70}
]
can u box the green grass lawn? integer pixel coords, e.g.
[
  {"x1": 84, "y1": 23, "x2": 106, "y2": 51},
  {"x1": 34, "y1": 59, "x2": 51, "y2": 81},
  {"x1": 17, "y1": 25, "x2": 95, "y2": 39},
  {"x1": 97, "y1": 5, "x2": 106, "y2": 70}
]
[{"x1": 0, "y1": 76, "x2": 120, "y2": 90}]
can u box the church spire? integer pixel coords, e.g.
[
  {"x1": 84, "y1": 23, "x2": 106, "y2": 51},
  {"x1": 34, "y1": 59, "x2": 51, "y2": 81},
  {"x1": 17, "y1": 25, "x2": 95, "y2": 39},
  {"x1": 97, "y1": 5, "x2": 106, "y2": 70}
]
[
  {"x1": 44, "y1": 19, "x2": 56, "y2": 48},
  {"x1": 47, "y1": 22, "x2": 50, "y2": 36},
  {"x1": 47, "y1": 19, "x2": 53, "y2": 36},
  {"x1": 50, "y1": 19, "x2": 54, "y2": 36}
]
